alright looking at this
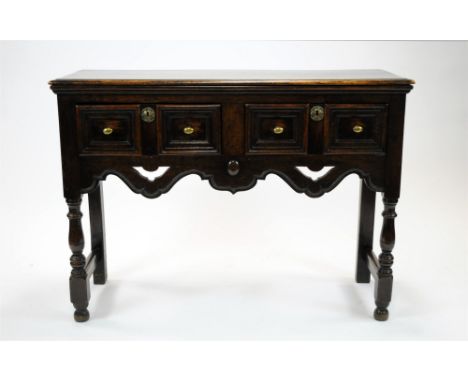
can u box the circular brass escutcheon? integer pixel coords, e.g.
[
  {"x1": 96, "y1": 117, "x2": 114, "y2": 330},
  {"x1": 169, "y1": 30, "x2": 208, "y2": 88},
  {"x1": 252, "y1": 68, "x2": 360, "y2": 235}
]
[
  {"x1": 141, "y1": 107, "x2": 155, "y2": 123},
  {"x1": 310, "y1": 105, "x2": 324, "y2": 121}
]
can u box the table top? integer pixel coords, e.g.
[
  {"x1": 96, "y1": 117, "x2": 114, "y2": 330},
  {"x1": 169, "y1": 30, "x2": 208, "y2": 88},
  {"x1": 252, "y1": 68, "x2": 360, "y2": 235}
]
[{"x1": 50, "y1": 69, "x2": 414, "y2": 86}]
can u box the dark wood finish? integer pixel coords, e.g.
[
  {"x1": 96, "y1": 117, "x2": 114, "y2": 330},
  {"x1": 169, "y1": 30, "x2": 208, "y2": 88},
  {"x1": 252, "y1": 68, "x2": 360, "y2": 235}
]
[
  {"x1": 324, "y1": 104, "x2": 388, "y2": 153},
  {"x1": 245, "y1": 104, "x2": 309, "y2": 154},
  {"x1": 50, "y1": 70, "x2": 413, "y2": 322},
  {"x1": 66, "y1": 198, "x2": 90, "y2": 322},
  {"x1": 355, "y1": 180, "x2": 376, "y2": 283},
  {"x1": 156, "y1": 104, "x2": 221, "y2": 154},
  {"x1": 88, "y1": 182, "x2": 107, "y2": 284},
  {"x1": 374, "y1": 197, "x2": 398, "y2": 321},
  {"x1": 51, "y1": 69, "x2": 414, "y2": 86},
  {"x1": 76, "y1": 104, "x2": 141, "y2": 155}
]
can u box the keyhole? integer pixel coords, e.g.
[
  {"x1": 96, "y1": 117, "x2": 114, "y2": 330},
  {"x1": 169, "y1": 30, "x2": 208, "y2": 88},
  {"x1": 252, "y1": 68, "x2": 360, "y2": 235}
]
[{"x1": 311, "y1": 106, "x2": 324, "y2": 121}]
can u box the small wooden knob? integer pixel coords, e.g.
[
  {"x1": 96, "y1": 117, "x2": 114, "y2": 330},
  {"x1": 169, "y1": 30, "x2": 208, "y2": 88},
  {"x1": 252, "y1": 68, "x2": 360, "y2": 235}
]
[{"x1": 227, "y1": 160, "x2": 240, "y2": 176}]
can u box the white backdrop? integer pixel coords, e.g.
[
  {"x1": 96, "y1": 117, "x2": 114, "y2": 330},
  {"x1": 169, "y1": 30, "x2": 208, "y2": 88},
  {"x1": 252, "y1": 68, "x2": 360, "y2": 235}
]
[{"x1": 0, "y1": 41, "x2": 466, "y2": 339}]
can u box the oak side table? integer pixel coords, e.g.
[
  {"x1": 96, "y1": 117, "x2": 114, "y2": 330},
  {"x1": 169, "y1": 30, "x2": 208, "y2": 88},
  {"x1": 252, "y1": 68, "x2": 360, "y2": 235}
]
[{"x1": 49, "y1": 70, "x2": 414, "y2": 322}]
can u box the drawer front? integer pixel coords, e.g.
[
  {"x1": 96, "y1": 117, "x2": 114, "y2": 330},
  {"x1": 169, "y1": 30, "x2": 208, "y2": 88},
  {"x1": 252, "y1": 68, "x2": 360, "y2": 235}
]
[
  {"x1": 76, "y1": 105, "x2": 141, "y2": 154},
  {"x1": 245, "y1": 104, "x2": 309, "y2": 154},
  {"x1": 157, "y1": 105, "x2": 221, "y2": 154},
  {"x1": 324, "y1": 104, "x2": 388, "y2": 153}
]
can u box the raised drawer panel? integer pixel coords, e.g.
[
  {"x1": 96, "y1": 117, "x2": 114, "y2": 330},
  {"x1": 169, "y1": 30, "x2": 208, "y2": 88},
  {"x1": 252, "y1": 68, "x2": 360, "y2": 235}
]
[
  {"x1": 245, "y1": 104, "x2": 309, "y2": 154},
  {"x1": 324, "y1": 104, "x2": 388, "y2": 153},
  {"x1": 76, "y1": 105, "x2": 141, "y2": 154},
  {"x1": 157, "y1": 105, "x2": 221, "y2": 154}
]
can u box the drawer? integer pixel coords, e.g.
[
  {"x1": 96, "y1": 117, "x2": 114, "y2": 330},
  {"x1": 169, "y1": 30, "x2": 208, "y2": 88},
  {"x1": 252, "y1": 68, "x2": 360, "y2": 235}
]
[
  {"x1": 323, "y1": 104, "x2": 388, "y2": 153},
  {"x1": 157, "y1": 105, "x2": 221, "y2": 154},
  {"x1": 76, "y1": 105, "x2": 141, "y2": 154},
  {"x1": 245, "y1": 104, "x2": 309, "y2": 154}
]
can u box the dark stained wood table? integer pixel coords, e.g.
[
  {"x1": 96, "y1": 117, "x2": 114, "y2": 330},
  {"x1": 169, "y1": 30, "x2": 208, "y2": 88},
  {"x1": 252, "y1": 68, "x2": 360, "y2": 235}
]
[{"x1": 50, "y1": 70, "x2": 414, "y2": 322}]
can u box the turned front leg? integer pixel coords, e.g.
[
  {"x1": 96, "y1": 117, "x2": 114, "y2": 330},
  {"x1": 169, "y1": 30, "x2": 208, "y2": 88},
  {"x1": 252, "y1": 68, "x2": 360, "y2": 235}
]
[
  {"x1": 89, "y1": 182, "x2": 107, "y2": 285},
  {"x1": 67, "y1": 198, "x2": 90, "y2": 322},
  {"x1": 373, "y1": 196, "x2": 397, "y2": 321}
]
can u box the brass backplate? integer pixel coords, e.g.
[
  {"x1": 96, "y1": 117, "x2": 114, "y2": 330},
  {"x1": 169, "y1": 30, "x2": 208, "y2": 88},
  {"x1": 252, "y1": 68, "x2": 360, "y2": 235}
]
[
  {"x1": 310, "y1": 105, "x2": 324, "y2": 122},
  {"x1": 141, "y1": 107, "x2": 155, "y2": 123}
]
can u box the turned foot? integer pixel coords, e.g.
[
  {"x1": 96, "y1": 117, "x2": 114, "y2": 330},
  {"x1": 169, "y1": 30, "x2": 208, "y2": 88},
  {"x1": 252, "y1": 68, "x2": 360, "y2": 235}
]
[
  {"x1": 373, "y1": 307, "x2": 389, "y2": 321},
  {"x1": 74, "y1": 308, "x2": 90, "y2": 322}
]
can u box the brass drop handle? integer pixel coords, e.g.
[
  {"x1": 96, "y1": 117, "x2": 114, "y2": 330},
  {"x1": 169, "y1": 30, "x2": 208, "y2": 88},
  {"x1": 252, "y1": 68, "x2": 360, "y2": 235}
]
[
  {"x1": 102, "y1": 127, "x2": 113, "y2": 135},
  {"x1": 273, "y1": 126, "x2": 284, "y2": 134},
  {"x1": 352, "y1": 124, "x2": 364, "y2": 134},
  {"x1": 183, "y1": 126, "x2": 194, "y2": 135}
]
